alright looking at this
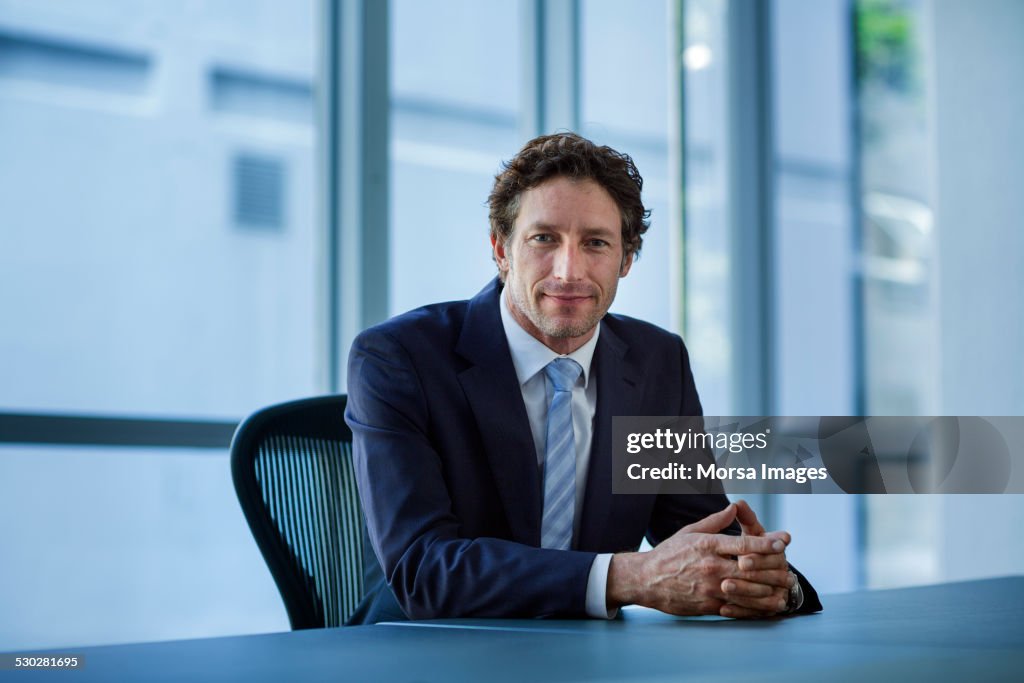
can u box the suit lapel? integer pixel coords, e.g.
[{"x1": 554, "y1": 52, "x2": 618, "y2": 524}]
[
  {"x1": 456, "y1": 279, "x2": 542, "y2": 546},
  {"x1": 579, "y1": 321, "x2": 642, "y2": 551}
]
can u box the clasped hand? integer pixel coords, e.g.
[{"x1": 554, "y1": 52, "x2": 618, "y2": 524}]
[{"x1": 608, "y1": 501, "x2": 794, "y2": 618}]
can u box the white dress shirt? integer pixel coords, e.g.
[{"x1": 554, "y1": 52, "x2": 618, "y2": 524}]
[{"x1": 499, "y1": 290, "x2": 616, "y2": 619}]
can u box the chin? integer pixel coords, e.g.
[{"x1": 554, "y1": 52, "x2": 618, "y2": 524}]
[{"x1": 540, "y1": 319, "x2": 596, "y2": 340}]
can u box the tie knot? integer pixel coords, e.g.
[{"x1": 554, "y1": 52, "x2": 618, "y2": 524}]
[{"x1": 544, "y1": 357, "x2": 582, "y2": 392}]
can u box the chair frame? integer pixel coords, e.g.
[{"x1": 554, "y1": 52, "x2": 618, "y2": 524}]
[{"x1": 230, "y1": 394, "x2": 356, "y2": 630}]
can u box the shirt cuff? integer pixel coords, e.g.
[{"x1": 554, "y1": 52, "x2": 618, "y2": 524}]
[{"x1": 585, "y1": 553, "x2": 619, "y2": 619}]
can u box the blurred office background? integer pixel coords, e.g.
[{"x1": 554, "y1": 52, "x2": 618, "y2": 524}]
[{"x1": 1, "y1": 0, "x2": 1021, "y2": 650}]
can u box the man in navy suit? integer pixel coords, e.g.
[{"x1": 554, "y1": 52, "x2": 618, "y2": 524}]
[{"x1": 345, "y1": 133, "x2": 821, "y2": 623}]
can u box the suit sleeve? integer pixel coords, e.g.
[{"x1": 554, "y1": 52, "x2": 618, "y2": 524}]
[
  {"x1": 645, "y1": 335, "x2": 823, "y2": 614},
  {"x1": 345, "y1": 328, "x2": 597, "y2": 619}
]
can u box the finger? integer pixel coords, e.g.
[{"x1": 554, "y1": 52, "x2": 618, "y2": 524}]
[
  {"x1": 727, "y1": 570, "x2": 794, "y2": 591},
  {"x1": 737, "y1": 553, "x2": 789, "y2": 571},
  {"x1": 681, "y1": 503, "x2": 738, "y2": 535},
  {"x1": 713, "y1": 534, "x2": 786, "y2": 556},
  {"x1": 720, "y1": 603, "x2": 780, "y2": 619},
  {"x1": 699, "y1": 598, "x2": 726, "y2": 616},
  {"x1": 721, "y1": 578, "x2": 775, "y2": 598},
  {"x1": 764, "y1": 529, "x2": 792, "y2": 546},
  {"x1": 733, "y1": 499, "x2": 766, "y2": 536},
  {"x1": 721, "y1": 587, "x2": 789, "y2": 613}
]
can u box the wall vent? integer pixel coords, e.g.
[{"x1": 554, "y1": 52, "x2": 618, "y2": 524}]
[{"x1": 233, "y1": 154, "x2": 285, "y2": 230}]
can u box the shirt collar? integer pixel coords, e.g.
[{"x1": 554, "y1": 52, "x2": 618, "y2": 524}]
[{"x1": 499, "y1": 286, "x2": 600, "y2": 388}]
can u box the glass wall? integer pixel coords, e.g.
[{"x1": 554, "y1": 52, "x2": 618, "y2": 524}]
[
  {"x1": 857, "y1": 0, "x2": 936, "y2": 418},
  {"x1": 680, "y1": 0, "x2": 732, "y2": 415},
  {"x1": 0, "y1": 0, "x2": 315, "y2": 648},
  {"x1": 0, "y1": 445, "x2": 284, "y2": 650},
  {"x1": 769, "y1": 0, "x2": 860, "y2": 593},
  {"x1": 580, "y1": 0, "x2": 675, "y2": 333},
  {"x1": 388, "y1": 0, "x2": 522, "y2": 315},
  {"x1": 0, "y1": 1, "x2": 324, "y2": 420},
  {"x1": 855, "y1": 0, "x2": 939, "y2": 588},
  {"x1": 4, "y1": 0, "x2": 1022, "y2": 650}
]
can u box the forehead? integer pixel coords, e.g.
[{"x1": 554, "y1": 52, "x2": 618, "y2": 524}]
[{"x1": 515, "y1": 176, "x2": 621, "y2": 232}]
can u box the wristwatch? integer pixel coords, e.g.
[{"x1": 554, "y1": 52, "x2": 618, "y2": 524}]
[{"x1": 785, "y1": 571, "x2": 804, "y2": 613}]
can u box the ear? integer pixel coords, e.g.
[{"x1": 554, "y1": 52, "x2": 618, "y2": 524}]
[
  {"x1": 619, "y1": 250, "x2": 634, "y2": 278},
  {"x1": 492, "y1": 234, "x2": 510, "y2": 274}
]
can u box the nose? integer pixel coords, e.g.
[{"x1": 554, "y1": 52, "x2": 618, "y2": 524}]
[{"x1": 552, "y1": 243, "x2": 583, "y2": 282}]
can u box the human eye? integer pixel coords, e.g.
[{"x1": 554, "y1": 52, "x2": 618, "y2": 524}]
[
  {"x1": 530, "y1": 233, "x2": 554, "y2": 243},
  {"x1": 585, "y1": 238, "x2": 610, "y2": 248}
]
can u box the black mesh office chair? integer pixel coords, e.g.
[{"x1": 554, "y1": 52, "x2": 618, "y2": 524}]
[{"x1": 230, "y1": 394, "x2": 365, "y2": 629}]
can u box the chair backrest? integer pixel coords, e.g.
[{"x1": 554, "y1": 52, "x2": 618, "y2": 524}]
[{"x1": 230, "y1": 394, "x2": 364, "y2": 629}]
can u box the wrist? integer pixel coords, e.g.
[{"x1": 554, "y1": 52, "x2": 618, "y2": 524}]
[{"x1": 607, "y1": 552, "x2": 645, "y2": 609}]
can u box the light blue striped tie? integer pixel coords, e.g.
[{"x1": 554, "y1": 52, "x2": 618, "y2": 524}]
[{"x1": 541, "y1": 357, "x2": 583, "y2": 550}]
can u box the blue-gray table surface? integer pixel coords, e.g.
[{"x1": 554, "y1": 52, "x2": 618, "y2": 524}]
[{"x1": 6, "y1": 577, "x2": 1023, "y2": 682}]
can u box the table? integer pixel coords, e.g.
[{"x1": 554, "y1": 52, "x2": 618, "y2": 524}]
[{"x1": 7, "y1": 577, "x2": 1023, "y2": 682}]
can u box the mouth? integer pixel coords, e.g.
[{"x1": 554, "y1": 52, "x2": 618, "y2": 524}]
[{"x1": 543, "y1": 293, "x2": 593, "y2": 306}]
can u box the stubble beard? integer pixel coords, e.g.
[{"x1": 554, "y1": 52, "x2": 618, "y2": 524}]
[{"x1": 505, "y1": 269, "x2": 613, "y2": 341}]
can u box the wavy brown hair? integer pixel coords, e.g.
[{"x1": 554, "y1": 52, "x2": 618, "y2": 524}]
[{"x1": 487, "y1": 132, "x2": 650, "y2": 268}]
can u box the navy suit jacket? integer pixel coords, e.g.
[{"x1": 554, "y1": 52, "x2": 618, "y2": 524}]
[{"x1": 345, "y1": 278, "x2": 821, "y2": 622}]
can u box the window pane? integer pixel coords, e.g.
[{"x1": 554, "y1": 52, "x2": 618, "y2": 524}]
[
  {"x1": 855, "y1": 0, "x2": 938, "y2": 588},
  {"x1": 0, "y1": 1, "x2": 322, "y2": 419},
  {"x1": 681, "y1": 0, "x2": 732, "y2": 414},
  {"x1": 772, "y1": 0, "x2": 856, "y2": 417},
  {"x1": 0, "y1": 444, "x2": 286, "y2": 649},
  {"x1": 858, "y1": 0, "x2": 936, "y2": 416},
  {"x1": 581, "y1": 0, "x2": 675, "y2": 333},
  {"x1": 389, "y1": 0, "x2": 521, "y2": 314}
]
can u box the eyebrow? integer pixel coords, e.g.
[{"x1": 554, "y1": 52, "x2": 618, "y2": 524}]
[{"x1": 525, "y1": 222, "x2": 619, "y2": 238}]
